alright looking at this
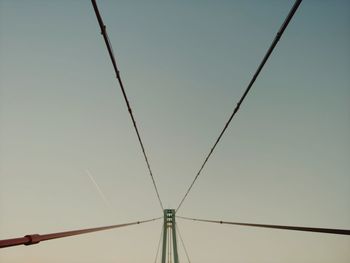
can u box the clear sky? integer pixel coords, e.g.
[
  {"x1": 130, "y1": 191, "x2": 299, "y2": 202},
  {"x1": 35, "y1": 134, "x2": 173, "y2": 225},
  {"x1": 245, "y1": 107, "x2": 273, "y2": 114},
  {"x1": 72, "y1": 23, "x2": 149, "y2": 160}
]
[{"x1": 0, "y1": 0, "x2": 349, "y2": 262}]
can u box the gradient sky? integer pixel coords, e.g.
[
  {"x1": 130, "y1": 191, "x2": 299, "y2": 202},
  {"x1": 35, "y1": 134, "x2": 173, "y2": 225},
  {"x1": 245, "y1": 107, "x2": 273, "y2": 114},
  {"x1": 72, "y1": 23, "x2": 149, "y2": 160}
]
[{"x1": 1, "y1": 0, "x2": 349, "y2": 262}]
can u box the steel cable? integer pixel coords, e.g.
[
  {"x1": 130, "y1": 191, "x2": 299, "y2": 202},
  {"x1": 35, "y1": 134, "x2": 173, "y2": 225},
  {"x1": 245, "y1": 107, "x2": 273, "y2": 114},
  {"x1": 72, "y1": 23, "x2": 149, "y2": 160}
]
[
  {"x1": 154, "y1": 225, "x2": 163, "y2": 263},
  {"x1": 176, "y1": 0, "x2": 303, "y2": 212},
  {"x1": 178, "y1": 216, "x2": 350, "y2": 236},
  {"x1": 91, "y1": 0, "x2": 164, "y2": 211},
  {"x1": 0, "y1": 217, "x2": 161, "y2": 249},
  {"x1": 176, "y1": 224, "x2": 191, "y2": 263}
]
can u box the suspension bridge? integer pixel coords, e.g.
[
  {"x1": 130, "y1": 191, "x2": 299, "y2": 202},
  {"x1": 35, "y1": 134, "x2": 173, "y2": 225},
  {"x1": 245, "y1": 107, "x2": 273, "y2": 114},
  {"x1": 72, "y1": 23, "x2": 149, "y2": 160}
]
[{"x1": 1, "y1": 0, "x2": 349, "y2": 262}]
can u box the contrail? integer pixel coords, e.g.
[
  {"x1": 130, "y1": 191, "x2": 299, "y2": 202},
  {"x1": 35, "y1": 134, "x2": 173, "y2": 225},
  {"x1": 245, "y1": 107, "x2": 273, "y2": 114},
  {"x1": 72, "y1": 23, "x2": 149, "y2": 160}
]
[{"x1": 86, "y1": 169, "x2": 111, "y2": 207}]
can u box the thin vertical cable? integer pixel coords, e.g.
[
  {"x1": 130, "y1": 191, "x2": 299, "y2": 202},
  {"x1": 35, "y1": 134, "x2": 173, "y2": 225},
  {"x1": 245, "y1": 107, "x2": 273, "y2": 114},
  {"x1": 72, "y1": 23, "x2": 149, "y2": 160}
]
[
  {"x1": 176, "y1": 224, "x2": 191, "y2": 263},
  {"x1": 154, "y1": 225, "x2": 163, "y2": 263}
]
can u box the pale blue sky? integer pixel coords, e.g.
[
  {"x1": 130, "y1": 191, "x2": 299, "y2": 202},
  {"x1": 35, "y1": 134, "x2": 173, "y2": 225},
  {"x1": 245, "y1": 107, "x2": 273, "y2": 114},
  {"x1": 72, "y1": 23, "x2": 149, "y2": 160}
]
[{"x1": 0, "y1": 0, "x2": 349, "y2": 262}]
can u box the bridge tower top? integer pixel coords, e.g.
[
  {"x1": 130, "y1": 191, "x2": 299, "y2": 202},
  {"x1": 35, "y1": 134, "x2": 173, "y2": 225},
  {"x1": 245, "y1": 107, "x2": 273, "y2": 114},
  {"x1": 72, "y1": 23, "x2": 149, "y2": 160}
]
[{"x1": 162, "y1": 209, "x2": 179, "y2": 263}]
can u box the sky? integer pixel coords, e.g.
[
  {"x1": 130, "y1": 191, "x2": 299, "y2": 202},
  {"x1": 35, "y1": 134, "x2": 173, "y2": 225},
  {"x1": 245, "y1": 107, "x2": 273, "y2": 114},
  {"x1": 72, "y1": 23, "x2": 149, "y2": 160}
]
[{"x1": 0, "y1": 0, "x2": 349, "y2": 262}]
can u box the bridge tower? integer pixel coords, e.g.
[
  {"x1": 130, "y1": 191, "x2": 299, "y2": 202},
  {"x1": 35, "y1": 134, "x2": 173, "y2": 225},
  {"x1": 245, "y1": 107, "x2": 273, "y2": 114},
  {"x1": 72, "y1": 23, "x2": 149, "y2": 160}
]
[{"x1": 161, "y1": 209, "x2": 179, "y2": 263}]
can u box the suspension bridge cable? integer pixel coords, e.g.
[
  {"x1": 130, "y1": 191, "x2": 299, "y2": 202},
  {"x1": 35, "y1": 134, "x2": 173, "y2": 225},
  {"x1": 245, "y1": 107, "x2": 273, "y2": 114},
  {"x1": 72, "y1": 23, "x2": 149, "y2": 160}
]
[
  {"x1": 154, "y1": 225, "x2": 163, "y2": 263},
  {"x1": 176, "y1": 224, "x2": 191, "y2": 263},
  {"x1": 177, "y1": 216, "x2": 350, "y2": 236},
  {"x1": 176, "y1": 0, "x2": 303, "y2": 212},
  {"x1": 91, "y1": 0, "x2": 164, "y2": 211},
  {"x1": 0, "y1": 217, "x2": 161, "y2": 249}
]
